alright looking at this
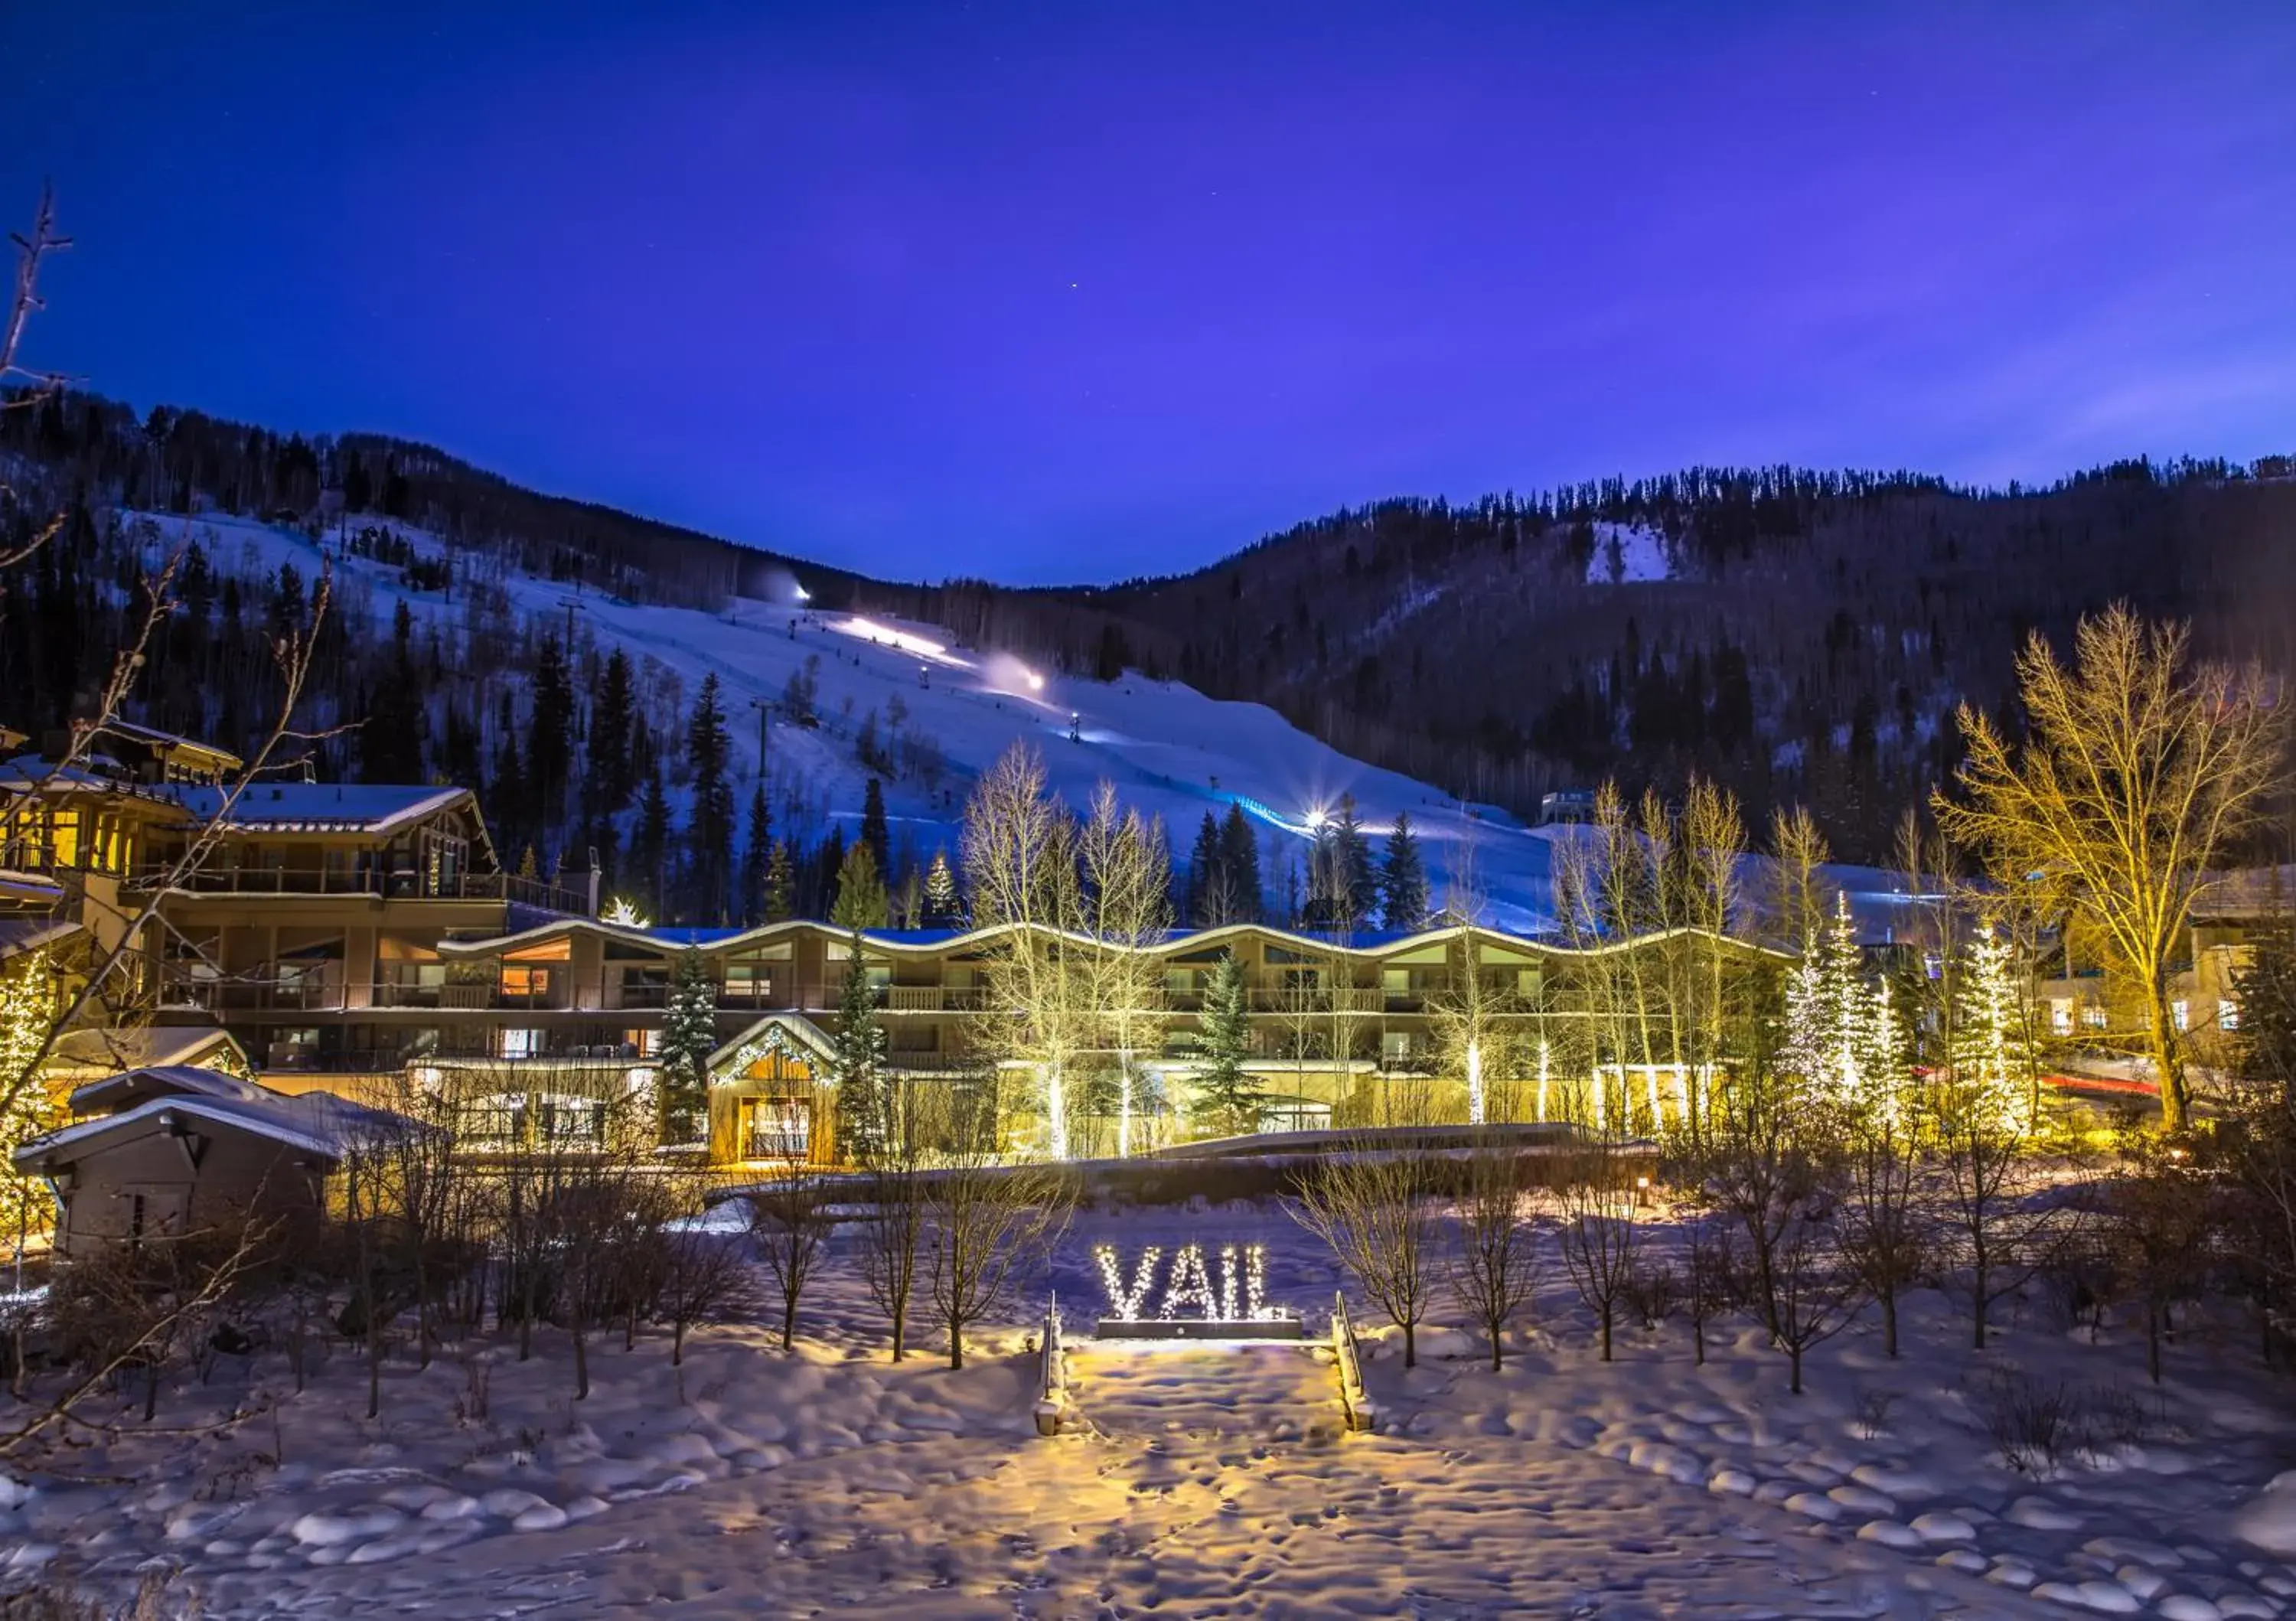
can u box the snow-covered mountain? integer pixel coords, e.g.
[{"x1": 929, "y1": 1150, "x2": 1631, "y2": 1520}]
[{"x1": 131, "y1": 510, "x2": 1603, "y2": 931}]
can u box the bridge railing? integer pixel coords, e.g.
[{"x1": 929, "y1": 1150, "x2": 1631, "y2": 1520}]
[{"x1": 1033, "y1": 1295, "x2": 1070, "y2": 1437}]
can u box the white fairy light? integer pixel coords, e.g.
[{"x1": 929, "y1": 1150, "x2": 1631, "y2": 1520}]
[
  {"x1": 1094, "y1": 1242, "x2": 1160, "y2": 1319},
  {"x1": 1161, "y1": 1244, "x2": 1217, "y2": 1319}
]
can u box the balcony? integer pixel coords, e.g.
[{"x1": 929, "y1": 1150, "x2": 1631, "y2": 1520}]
[
  {"x1": 129, "y1": 865, "x2": 592, "y2": 912},
  {"x1": 882, "y1": 986, "x2": 986, "y2": 1013},
  {"x1": 1248, "y1": 989, "x2": 1383, "y2": 1015}
]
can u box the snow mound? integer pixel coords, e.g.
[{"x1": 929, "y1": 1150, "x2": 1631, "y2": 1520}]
[{"x1": 2232, "y1": 1472, "x2": 2296, "y2": 1556}]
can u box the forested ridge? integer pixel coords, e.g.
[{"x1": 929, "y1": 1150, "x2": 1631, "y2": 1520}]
[{"x1": 4, "y1": 386, "x2": 2291, "y2": 882}]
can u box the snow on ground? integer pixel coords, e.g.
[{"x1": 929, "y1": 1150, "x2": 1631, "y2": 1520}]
[
  {"x1": 1588, "y1": 521, "x2": 1675, "y2": 585},
  {"x1": 9, "y1": 1202, "x2": 2296, "y2": 1617}
]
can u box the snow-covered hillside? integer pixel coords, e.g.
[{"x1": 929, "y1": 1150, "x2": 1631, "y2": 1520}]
[
  {"x1": 1586, "y1": 520, "x2": 1675, "y2": 585},
  {"x1": 129, "y1": 510, "x2": 1918, "y2": 935},
  {"x1": 129, "y1": 511, "x2": 1587, "y2": 928}
]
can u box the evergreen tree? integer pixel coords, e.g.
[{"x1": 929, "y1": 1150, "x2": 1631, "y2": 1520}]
[
  {"x1": 2232, "y1": 912, "x2": 2296, "y2": 1102},
  {"x1": 830, "y1": 840, "x2": 890, "y2": 930},
  {"x1": 811, "y1": 826, "x2": 846, "y2": 921},
  {"x1": 830, "y1": 928, "x2": 890, "y2": 1162},
  {"x1": 764, "y1": 839, "x2": 796, "y2": 923},
  {"x1": 632, "y1": 767, "x2": 673, "y2": 919},
  {"x1": 684, "y1": 674, "x2": 736, "y2": 922},
  {"x1": 1217, "y1": 804, "x2": 1261, "y2": 922},
  {"x1": 923, "y1": 847, "x2": 963, "y2": 927},
  {"x1": 527, "y1": 634, "x2": 576, "y2": 832},
  {"x1": 1951, "y1": 921, "x2": 2037, "y2": 1135},
  {"x1": 585, "y1": 647, "x2": 637, "y2": 817},
  {"x1": 859, "y1": 777, "x2": 891, "y2": 879},
  {"x1": 1380, "y1": 810, "x2": 1429, "y2": 931},
  {"x1": 740, "y1": 784, "x2": 771, "y2": 925},
  {"x1": 1189, "y1": 952, "x2": 1264, "y2": 1137},
  {"x1": 658, "y1": 947, "x2": 716, "y2": 1144},
  {"x1": 359, "y1": 600, "x2": 426, "y2": 783},
  {"x1": 1331, "y1": 794, "x2": 1378, "y2": 924},
  {"x1": 1186, "y1": 810, "x2": 1225, "y2": 925}
]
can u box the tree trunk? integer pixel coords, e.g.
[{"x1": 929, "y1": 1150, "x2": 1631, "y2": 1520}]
[
  {"x1": 673, "y1": 1319, "x2": 687, "y2": 1366},
  {"x1": 1789, "y1": 1339, "x2": 1804, "y2": 1396},
  {"x1": 890, "y1": 1311, "x2": 905, "y2": 1362},
  {"x1": 1880, "y1": 1288, "x2": 1900, "y2": 1358},
  {"x1": 1488, "y1": 1317, "x2": 1502, "y2": 1372},
  {"x1": 573, "y1": 1299, "x2": 590, "y2": 1401},
  {"x1": 1403, "y1": 1320, "x2": 1417, "y2": 1369},
  {"x1": 1600, "y1": 1304, "x2": 1613, "y2": 1362},
  {"x1": 2147, "y1": 1301, "x2": 2163, "y2": 1385},
  {"x1": 2148, "y1": 980, "x2": 2188, "y2": 1131},
  {"x1": 1692, "y1": 1311, "x2": 1706, "y2": 1367},
  {"x1": 781, "y1": 1294, "x2": 797, "y2": 1352},
  {"x1": 948, "y1": 1314, "x2": 964, "y2": 1370}
]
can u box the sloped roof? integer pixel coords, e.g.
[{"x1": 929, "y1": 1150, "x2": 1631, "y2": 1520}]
[
  {"x1": 0, "y1": 915, "x2": 77, "y2": 961},
  {"x1": 13, "y1": 1087, "x2": 412, "y2": 1174},
  {"x1": 68, "y1": 1065, "x2": 271, "y2": 1117},
  {"x1": 47, "y1": 1025, "x2": 249, "y2": 1076},
  {"x1": 167, "y1": 781, "x2": 471, "y2": 835}
]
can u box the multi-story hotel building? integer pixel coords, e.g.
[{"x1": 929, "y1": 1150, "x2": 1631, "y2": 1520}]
[{"x1": 5, "y1": 727, "x2": 1789, "y2": 1169}]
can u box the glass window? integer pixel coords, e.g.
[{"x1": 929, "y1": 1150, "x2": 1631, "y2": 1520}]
[
  {"x1": 2050, "y1": 999, "x2": 2073, "y2": 1036},
  {"x1": 2220, "y1": 999, "x2": 2240, "y2": 1032},
  {"x1": 2171, "y1": 1000, "x2": 2190, "y2": 1034},
  {"x1": 501, "y1": 965, "x2": 552, "y2": 998},
  {"x1": 500, "y1": 1028, "x2": 543, "y2": 1059}
]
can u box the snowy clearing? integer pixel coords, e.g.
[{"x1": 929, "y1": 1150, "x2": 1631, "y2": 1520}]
[{"x1": 7, "y1": 1202, "x2": 2296, "y2": 1617}]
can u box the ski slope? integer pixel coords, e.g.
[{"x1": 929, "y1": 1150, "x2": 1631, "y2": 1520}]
[
  {"x1": 127, "y1": 510, "x2": 1577, "y2": 929},
  {"x1": 128, "y1": 508, "x2": 1914, "y2": 936}
]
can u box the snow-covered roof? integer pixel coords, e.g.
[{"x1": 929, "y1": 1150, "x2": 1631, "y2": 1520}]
[
  {"x1": 168, "y1": 781, "x2": 472, "y2": 835},
  {"x1": 12, "y1": 1088, "x2": 413, "y2": 1173},
  {"x1": 439, "y1": 913, "x2": 1786, "y2": 964},
  {"x1": 68, "y1": 1065, "x2": 272, "y2": 1117},
  {"x1": 0, "y1": 915, "x2": 78, "y2": 961},
  {"x1": 47, "y1": 1025, "x2": 249, "y2": 1075}
]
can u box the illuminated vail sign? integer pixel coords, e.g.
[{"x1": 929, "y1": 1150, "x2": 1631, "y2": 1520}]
[{"x1": 1091, "y1": 1242, "x2": 1303, "y2": 1339}]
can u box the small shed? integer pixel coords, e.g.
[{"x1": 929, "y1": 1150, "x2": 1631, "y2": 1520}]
[{"x1": 12, "y1": 1066, "x2": 409, "y2": 1257}]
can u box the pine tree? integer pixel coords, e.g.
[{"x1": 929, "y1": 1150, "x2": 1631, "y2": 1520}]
[
  {"x1": 1333, "y1": 794, "x2": 1378, "y2": 923},
  {"x1": 2232, "y1": 912, "x2": 2296, "y2": 1102},
  {"x1": 812, "y1": 826, "x2": 846, "y2": 921},
  {"x1": 658, "y1": 947, "x2": 716, "y2": 1144},
  {"x1": 685, "y1": 674, "x2": 736, "y2": 922},
  {"x1": 1952, "y1": 921, "x2": 2037, "y2": 1135},
  {"x1": 763, "y1": 839, "x2": 796, "y2": 923},
  {"x1": 830, "y1": 928, "x2": 890, "y2": 1163},
  {"x1": 633, "y1": 767, "x2": 673, "y2": 920},
  {"x1": 1380, "y1": 810, "x2": 1429, "y2": 931},
  {"x1": 740, "y1": 784, "x2": 771, "y2": 925},
  {"x1": 923, "y1": 847, "x2": 962, "y2": 927},
  {"x1": 527, "y1": 634, "x2": 576, "y2": 833},
  {"x1": 1186, "y1": 811, "x2": 1225, "y2": 925},
  {"x1": 1218, "y1": 804, "x2": 1261, "y2": 922},
  {"x1": 859, "y1": 777, "x2": 890, "y2": 879},
  {"x1": 359, "y1": 600, "x2": 426, "y2": 783},
  {"x1": 1782, "y1": 891, "x2": 1871, "y2": 1107},
  {"x1": 830, "y1": 840, "x2": 889, "y2": 930},
  {"x1": 1189, "y1": 952, "x2": 1264, "y2": 1138},
  {"x1": 585, "y1": 647, "x2": 637, "y2": 818}
]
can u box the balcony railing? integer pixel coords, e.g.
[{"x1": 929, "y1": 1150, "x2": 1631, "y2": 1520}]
[
  {"x1": 1248, "y1": 989, "x2": 1383, "y2": 1014},
  {"x1": 129, "y1": 865, "x2": 592, "y2": 912},
  {"x1": 882, "y1": 986, "x2": 986, "y2": 1013}
]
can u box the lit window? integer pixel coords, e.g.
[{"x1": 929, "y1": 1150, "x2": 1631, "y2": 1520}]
[
  {"x1": 2082, "y1": 1004, "x2": 2108, "y2": 1029},
  {"x1": 2171, "y1": 1000, "x2": 2190, "y2": 1033},
  {"x1": 501, "y1": 965, "x2": 552, "y2": 999},
  {"x1": 500, "y1": 1028, "x2": 543, "y2": 1059},
  {"x1": 623, "y1": 1026, "x2": 660, "y2": 1056},
  {"x1": 2050, "y1": 999, "x2": 2073, "y2": 1036},
  {"x1": 2220, "y1": 999, "x2": 2240, "y2": 1032}
]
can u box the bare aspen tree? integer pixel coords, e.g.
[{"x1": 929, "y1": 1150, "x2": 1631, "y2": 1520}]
[
  {"x1": 652, "y1": 1174, "x2": 757, "y2": 1368},
  {"x1": 1447, "y1": 1135, "x2": 1539, "y2": 1369},
  {"x1": 924, "y1": 1081, "x2": 1070, "y2": 1369},
  {"x1": 1681, "y1": 1209, "x2": 1737, "y2": 1367},
  {"x1": 1765, "y1": 804, "x2": 1835, "y2": 953},
  {"x1": 1293, "y1": 1137, "x2": 1440, "y2": 1366},
  {"x1": 1932, "y1": 1052, "x2": 2060, "y2": 1352},
  {"x1": 1431, "y1": 856, "x2": 1512, "y2": 1126},
  {"x1": 0, "y1": 186, "x2": 72, "y2": 576},
  {"x1": 1768, "y1": 1187, "x2": 1861, "y2": 1395},
  {"x1": 2103, "y1": 1124, "x2": 2214, "y2": 1385},
  {"x1": 857, "y1": 1076, "x2": 931, "y2": 1360},
  {"x1": 748, "y1": 1107, "x2": 836, "y2": 1352},
  {"x1": 1078, "y1": 783, "x2": 1171, "y2": 1156},
  {"x1": 963, "y1": 744, "x2": 1091, "y2": 1159},
  {"x1": 1936, "y1": 605, "x2": 2287, "y2": 1129},
  {"x1": 1555, "y1": 1137, "x2": 1642, "y2": 1361},
  {"x1": 1837, "y1": 1075, "x2": 1931, "y2": 1358}
]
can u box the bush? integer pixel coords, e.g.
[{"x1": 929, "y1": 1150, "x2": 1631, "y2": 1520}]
[{"x1": 1973, "y1": 1364, "x2": 2092, "y2": 1474}]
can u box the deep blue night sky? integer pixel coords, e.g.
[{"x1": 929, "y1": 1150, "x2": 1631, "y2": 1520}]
[{"x1": 8, "y1": 3, "x2": 2294, "y2": 583}]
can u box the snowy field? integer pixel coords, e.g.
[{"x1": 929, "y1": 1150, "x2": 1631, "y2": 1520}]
[
  {"x1": 121, "y1": 510, "x2": 1916, "y2": 936},
  {"x1": 8, "y1": 1203, "x2": 2296, "y2": 1619}
]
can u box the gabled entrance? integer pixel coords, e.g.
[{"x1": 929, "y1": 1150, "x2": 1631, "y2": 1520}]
[{"x1": 706, "y1": 1014, "x2": 842, "y2": 1167}]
